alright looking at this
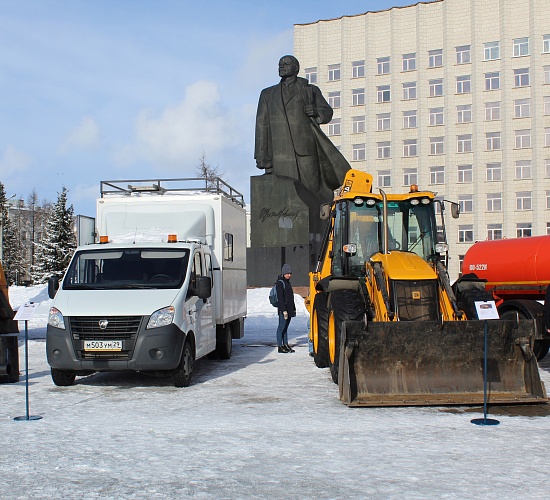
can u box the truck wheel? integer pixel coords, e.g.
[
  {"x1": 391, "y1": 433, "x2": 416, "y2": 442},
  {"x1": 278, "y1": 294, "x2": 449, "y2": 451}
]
[
  {"x1": 51, "y1": 368, "x2": 76, "y2": 386},
  {"x1": 327, "y1": 290, "x2": 366, "y2": 384},
  {"x1": 312, "y1": 293, "x2": 329, "y2": 368},
  {"x1": 174, "y1": 339, "x2": 194, "y2": 388},
  {"x1": 216, "y1": 323, "x2": 232, "y2": 360}
]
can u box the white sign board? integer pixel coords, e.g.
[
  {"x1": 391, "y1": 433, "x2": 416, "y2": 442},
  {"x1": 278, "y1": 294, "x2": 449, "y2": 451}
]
[
  {"x1": 14, "y1": 302, "x2": 40, "y2": 321},
  {"x1": 474, "y1": 301, "x2": 500, "y2": 320}
]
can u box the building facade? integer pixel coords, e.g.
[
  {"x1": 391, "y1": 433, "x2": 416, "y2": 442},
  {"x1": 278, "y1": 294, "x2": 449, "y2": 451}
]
[{"x1": 294, "y1": 0, "x2": 550, "y2": 279}]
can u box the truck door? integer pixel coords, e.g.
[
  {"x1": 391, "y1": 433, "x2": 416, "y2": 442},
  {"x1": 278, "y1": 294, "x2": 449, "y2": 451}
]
[{"x1": 190, "y1": 250, "x2": 215, "y2": 358}]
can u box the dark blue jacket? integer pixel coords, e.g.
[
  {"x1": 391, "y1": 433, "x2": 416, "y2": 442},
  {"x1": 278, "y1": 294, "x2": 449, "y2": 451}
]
[{"x1": 276, "y1": 275, "x2": 296, "y2": 317}]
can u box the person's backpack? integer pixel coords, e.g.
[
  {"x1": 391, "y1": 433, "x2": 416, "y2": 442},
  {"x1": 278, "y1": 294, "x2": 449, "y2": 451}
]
[{"x1": 269, "y1": 279, "x2": 285, "y2": 307}]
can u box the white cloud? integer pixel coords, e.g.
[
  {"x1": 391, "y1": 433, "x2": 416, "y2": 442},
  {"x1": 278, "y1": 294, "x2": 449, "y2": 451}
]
[
  {"x1": 114, "y1": 80, "x2": 244, "y2": 170},
  {"x1": 0, "y1": 145, "x2": 33, "y2": 176},
  {"x1": 61, "y1": 116, "x2": 100, "y2": 153}
]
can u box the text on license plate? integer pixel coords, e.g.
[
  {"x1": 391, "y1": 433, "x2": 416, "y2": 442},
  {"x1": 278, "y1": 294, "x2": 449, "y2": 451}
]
[{"x1": 84, "y1": 340, "x2": 122, "y2": 351}]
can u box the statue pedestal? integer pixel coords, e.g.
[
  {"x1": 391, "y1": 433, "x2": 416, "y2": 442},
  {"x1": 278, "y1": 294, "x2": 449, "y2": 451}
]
[{"x1": 247, "y1": 174, "x2": 323, "y2": 287}]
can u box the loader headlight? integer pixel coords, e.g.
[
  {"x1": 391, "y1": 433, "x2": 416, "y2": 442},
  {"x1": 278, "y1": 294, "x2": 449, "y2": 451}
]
[
  {"x1": 435, "y1": 243, "x2": 448, "y2": 253},
  {"x1": 48, "y1": 307, "x2": 65, "y2": 329},
  {"x1": 147, "y1": 306, "x2": 175, "y2": 329}
]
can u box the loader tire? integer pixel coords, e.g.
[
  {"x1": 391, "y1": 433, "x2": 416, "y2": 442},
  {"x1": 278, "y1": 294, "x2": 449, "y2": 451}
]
[
  {"x1": 457, "y1": 289, "x2": 494, "y2": 320},
  {"x1": 328, "y1": 290, "x2": 366, "y2": 384},
  {"x1": 312, "y1": 293, "x2": 329, "y2": 368}
]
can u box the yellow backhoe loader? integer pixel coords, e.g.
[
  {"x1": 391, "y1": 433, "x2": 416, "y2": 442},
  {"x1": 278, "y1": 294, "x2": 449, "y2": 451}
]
[{"x1": 307, "y1": 169, "x2": 547, "y2": 406}]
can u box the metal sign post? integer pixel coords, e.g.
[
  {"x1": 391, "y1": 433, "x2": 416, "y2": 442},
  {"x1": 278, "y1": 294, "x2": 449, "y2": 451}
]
[
  {"x1": 13, "y1": 302, "x2": 42, "y2": 422},
  {"x1": 471, "y1": 301, "x2": 500, "y2": 426}
]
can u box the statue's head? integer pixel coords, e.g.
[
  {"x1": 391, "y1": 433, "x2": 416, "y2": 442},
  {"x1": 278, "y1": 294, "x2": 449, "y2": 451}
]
[{"x1": 278, "y1": 55, "x2": 299, "y2": 79}]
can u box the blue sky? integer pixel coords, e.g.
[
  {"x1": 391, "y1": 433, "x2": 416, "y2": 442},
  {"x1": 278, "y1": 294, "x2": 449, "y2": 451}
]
[{"x1": 0, "y1": 0, "x2": 416, "y2": 216}]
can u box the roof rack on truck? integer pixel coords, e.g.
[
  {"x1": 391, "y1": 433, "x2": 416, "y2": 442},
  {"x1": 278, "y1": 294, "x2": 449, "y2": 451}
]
[{"x1": 100, "y1": 177, "x2": 245, "y2": 208}]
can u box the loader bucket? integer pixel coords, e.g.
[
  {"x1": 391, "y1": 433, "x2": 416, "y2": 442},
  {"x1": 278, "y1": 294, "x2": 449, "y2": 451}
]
[{"x1": 338, "y1": 319, "x2": 547, "y2": 407}]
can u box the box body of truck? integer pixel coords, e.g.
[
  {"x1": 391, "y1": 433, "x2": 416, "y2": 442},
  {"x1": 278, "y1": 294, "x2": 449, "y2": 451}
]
[{"x1": 46, "y1": 178, "x2": 246, "y2": 387}]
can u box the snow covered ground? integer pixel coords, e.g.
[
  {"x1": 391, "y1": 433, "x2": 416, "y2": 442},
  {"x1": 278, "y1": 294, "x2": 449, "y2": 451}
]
[{"x1": 2, "y1": 285, "x2": 550, "y2": 499}]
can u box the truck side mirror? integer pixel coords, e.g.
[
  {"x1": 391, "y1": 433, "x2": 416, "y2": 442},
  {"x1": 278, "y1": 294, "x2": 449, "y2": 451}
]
[
  {"x1": 451, "y1": 203, "x2": 460, "y2": 219},
  {"x1": 193, "y1": 276, "x2": 212, "y2": 299},
  {"x1": 48, "y1": 276, "x2": 60, "y2": 299},
  {"x1": 320, "y1": 204, "x2": 331, "y2": 220}
]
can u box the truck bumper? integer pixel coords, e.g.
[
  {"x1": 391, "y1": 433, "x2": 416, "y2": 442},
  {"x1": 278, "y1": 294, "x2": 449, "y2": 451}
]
[{"x1": 47, "y1": 321, "x2": 185, "y2": 372}]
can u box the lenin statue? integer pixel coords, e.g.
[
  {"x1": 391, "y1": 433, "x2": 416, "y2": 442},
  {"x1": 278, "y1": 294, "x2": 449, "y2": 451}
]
[{"x1": 254, "y1": 55, "x2": 350, "y2": 209}]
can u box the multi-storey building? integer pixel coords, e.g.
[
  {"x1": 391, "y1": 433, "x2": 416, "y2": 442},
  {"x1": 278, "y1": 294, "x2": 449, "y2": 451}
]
[{"x1": 294, "y1": 0, "x2": 550, "y2": 279}]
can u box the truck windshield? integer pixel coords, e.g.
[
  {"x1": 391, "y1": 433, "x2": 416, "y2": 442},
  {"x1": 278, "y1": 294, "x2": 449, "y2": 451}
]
[
  {"x1": 347, "y1": 198, "x2": 437, "y2": 272},
  {"x1": 63, "y1": 248, "x2": 190, "y2": 290}
]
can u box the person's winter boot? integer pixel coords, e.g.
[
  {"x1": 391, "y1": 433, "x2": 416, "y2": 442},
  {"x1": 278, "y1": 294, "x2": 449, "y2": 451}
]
[
  {"x1": 284, "y1": 344, "x2": 295, "y2": 353},
  {"x1": 278, "y1": 346, "x2": 288, "y2": 353}
]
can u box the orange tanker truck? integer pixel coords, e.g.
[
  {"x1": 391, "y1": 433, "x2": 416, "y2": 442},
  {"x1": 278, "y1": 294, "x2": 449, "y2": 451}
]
[{"x1": 459, "y1": 235, "x2": 550, "y2": 360}]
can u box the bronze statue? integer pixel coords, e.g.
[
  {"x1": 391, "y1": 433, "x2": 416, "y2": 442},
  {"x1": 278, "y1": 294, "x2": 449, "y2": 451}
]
[{"x1": 255, "y1": 55, "x2": 350, "y2": 207}]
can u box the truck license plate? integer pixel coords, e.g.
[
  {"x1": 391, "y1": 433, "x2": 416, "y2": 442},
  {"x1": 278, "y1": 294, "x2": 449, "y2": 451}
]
[{"x1": 84, "y1": 340, "x2": 122, "y2": 351}]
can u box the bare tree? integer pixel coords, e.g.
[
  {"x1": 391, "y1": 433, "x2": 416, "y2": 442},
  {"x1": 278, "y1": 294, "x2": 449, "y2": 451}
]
[{"x1": 195, "y1": 152, "x2": 225, "y2": 190}]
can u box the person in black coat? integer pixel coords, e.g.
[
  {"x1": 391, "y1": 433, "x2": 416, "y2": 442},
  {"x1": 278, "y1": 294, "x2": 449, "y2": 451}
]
[
  {"x1": 276, "y1": 263, "x2": 296, "y2": 353},
  {"x1": 544, "y1": 284, "x2": 550, "y2": 334}
]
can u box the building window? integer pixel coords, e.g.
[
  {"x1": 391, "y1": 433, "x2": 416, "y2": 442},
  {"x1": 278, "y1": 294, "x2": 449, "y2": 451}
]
[
  {"x1": 352, "y1": 60, "x2": 365, "y2": 78},
  {"x1": 428, "y1": 49, "x2": 443, "y2": 68},
  {"x1": 516, "y1": 191, "x2": 532, "y2": 210},
  {"x1": 328, "y1": 119, "x2": 341, "y2": 136},
  {"x1": 547, "y1": 190, "x2": 550, "y2": 209},
  {"x1": 377, "y1": 141, "x2": 391, "y2": 159},
  {"x1": 457, "y1": 134, "x2": 473, "y2": 153},
  {"x1": 514, "y1": 98, "x2": 530, "y2": 118},
  {"x1": 377, "y1": 56, "x2": 390, "y2": 75},
  {"x1": 456, "y1": 45, "x2": 471, "y2": 64},
  {"x1": 377, "y1": 85, "x2": 391, "y2": 103},
  {"x1": 457, "y1": 104, "x2": 472, "y2": 123},
  {"x1": 458, "y1": 225, "x2": 474, "y2": 243},
  {"x1": 403, "y1": 139, "x2": 418, "y2": 157},
  {"x1": 484, "y1": 41, "x2": 500, "y2": 60},
  {"x1": 378, "y1": 170, "x2": 391, "y2": 187},
  {"x1": 403, "y1": 81, "x2": 417, "y2": 100},
  {"x1": 352, "y1": 143, "x2": 366, "y2": 161},
  {"x1": 515, "y1": 160, "x2": 532, "y2": 180},
  {"x1": 456, "y1": 75, "x2": 471, "y2": 94},
  {"x1": 487, "y1": 224, "x2": 503, "y2": 240},
  {"x1": 403, "y1": 168, "x2": 418, "y2": 186},
  {"x1": 486, "y1": 132, "x2": 501, "y2": 151},
  {"x1": 544, "y1": 35, "x2": 550, "y2": 54},
  {"x1": 328, "y1": 91, "x2": 341, "y2": 109},
  {"x1": 458, "y1": 164, "x2": 473, "y2": 183},
  {"x1": 430, "y1": 137, "x2": 444, "y2": 155},
  {"x1": 515, "y1": 129, "x2": 531, "y2": 149},
  {"x1": 354, "y1": 115, "x2": 367, "y2": 134},
  {"x1": 547, "y1": 223, "x2": 550, "y2": 235},
  {"x1": 403, "y1": 110, "x2": 417, "y2": 128},
  {"x1": 546, "y1": 159, "x2": 550, "y2": 177},
  {"x1": 514, "y1": 68, "x2": 530, "y2": 87},
  {"x1": 429, "y1": 79, "x2": 443, "y2": 97},
  {"x1": 305, "y1": 67, "x2": 317, "y2": 84},
  {"x1": 429, "y1": 107, "x2": 444, "y2": 126},
  {"x1": 517, "y1": 222, "x2": 532, "y2": 238},
  {"x1": 486, "y1": 162, "x2": 502, "y2": 181},
  {"x1": 352, "y1": 88, "x2": 365, "y2": 106},
  {"x1": 402, "y1": 53, "x2": 416, "y2": 72},
  {"x1": 485, "y1": 72, "x2": 500, "y2": 90},
  {"x1": 545, "y1": 127, "x2": 550, "y2": 147},
  {"x1": 545, "y1": 66, "x2": 550, "y2": 85},
  {"x1": 376, "y1": 113, "x2": 390, "y2": 131},
  {"x1": 487, "y1": 193, "x2": 502, "y2": 212},
  {"x1": 459, "y1": 194, "x2": 473, "y2": 213},
  {"x1": 328, "y1": 64, "x2": 341, "y2": 81},
  {"x1": 513, "y1": 37, "x2": 529, "y2": 57},
  {"x1": 544, "y1": 96, "x2": 550, "y2": 115},
  {"x1": 430, "y1": 166, "x2": 445, "y2": 184},
  {"x1": 485, "y1": 101, "x2": 500, "y2": 121}
]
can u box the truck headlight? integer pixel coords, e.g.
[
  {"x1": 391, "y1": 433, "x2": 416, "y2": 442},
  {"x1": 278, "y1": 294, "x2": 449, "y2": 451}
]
[
  {"x1": 147, "y1": 306, "x2": 175, "y2": 329},
  {"x1": 48, "y1": 307, "x2": 65, "y2": 329}
]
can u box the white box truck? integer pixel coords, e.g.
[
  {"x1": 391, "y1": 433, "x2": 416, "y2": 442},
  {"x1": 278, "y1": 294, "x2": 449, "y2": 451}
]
[{"x1": 46, "y1": 178, "x2": 247, "y2": 387}]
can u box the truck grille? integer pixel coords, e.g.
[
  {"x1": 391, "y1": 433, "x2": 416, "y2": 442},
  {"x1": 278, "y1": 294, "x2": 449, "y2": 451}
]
[
  {"x1": 392, "y1": 280, "x2": 440, "y2": 321},
  {"x1": 69, "y1": 316, "x2": 142, "y2": 340},
  {"x1": 69, "y1": 316, "x2": 142, "y2": 360}
]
